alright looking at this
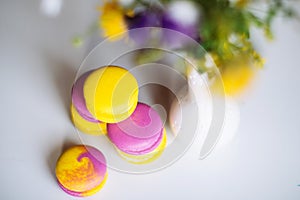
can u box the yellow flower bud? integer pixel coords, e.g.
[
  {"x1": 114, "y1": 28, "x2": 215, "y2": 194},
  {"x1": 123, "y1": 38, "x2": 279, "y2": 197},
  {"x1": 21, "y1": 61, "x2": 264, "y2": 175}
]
[
  {"x1": 212, "y1": 56, "x2": 256, "y2": 95},
  {"x1": 98, "y1": 2, "x2": 127, "y2": 41}
]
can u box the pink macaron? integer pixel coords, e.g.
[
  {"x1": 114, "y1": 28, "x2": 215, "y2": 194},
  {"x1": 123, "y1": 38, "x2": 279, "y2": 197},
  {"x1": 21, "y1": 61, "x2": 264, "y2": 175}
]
[
  {"x1": 71, "y1": 70, "x2": 99, "y2": 123},
  {"x1": 107, "y1": 103, "x2": 164, "y2": 155}
]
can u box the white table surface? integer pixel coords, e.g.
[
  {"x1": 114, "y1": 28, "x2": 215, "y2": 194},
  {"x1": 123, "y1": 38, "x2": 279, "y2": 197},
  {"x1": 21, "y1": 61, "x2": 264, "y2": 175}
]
[{"x1": 1, "y1": 0, "x2": 300, "y2": 199}]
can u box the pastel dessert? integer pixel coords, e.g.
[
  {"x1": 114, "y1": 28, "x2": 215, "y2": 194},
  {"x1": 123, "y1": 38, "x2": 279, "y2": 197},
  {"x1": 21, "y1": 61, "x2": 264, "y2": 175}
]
[
  {"x1": 71, "y1": 70, "x2": 106, "y2": 135},
  {"x1": 84, "y1": 66, "x2": 139, "y2": 123},
  {"x1": 70, "y1": 103, "x2": 106, "y2": 135},
  {"x1": 71, "y1": 70, "x2": 98, "y2": 122},
  {"x1": 55, "y1": 145, "x2": 107, "y2": 197},
  {"x1": 107, "y1": 103, "x2": 166, "y2": 164},
  {"x1": 116, "y1": 129, "x2": 167, "y2": 164}
]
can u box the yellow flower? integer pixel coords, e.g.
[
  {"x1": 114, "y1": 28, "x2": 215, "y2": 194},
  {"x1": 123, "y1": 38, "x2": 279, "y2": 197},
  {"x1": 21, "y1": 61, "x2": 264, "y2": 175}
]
[
  {"x1": 98, "y1": 2, "x2": 127, "y2": 41},
  {"x1": 212, "y1": 56, "x2": 256, "y2": 96},
  {"x1": 236, "y1": 0, "x2": 250, "y2": 8}
]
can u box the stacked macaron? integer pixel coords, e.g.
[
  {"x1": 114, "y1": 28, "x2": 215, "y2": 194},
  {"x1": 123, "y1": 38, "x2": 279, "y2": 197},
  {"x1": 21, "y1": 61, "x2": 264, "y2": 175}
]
[
  {"x1": 107, "y1": 103, "x2": 167, "y2": 164},
  {"x1": 71, "y1": 70, "x2": 106, "y2": 135},
  {"x1": 71, "y1": 65, "x2": 167, "y2": 163},
  {"x1": 71, "y1": 66, "x2": 139, "y2": 135}
]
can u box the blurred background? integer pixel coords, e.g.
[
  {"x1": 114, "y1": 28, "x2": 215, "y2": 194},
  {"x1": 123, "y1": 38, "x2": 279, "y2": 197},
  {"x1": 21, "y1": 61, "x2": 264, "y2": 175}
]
[{"x1": 0, "y1": 0, "x2": 300, "y2": 199}]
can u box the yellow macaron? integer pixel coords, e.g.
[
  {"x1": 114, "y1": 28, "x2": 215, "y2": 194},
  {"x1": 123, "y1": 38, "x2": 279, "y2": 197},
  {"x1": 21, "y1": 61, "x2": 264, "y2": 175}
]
[
  {"x1": 83, "y1": 66, "x2": 139, "y2": 123},
  {"x1": 70, "y1": 104, "x2": 107, "y2": 135}
]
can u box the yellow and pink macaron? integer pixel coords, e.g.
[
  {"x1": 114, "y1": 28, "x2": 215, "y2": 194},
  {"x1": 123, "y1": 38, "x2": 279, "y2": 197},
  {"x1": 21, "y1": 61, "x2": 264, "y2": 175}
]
[
  {"x1": 55, "y1": 145, "x2": 107, "y2": 197},
  {"x1": 71, "y1": 66, "x2": 139, "y2": 135},
  {"x1": 107, "y1": 102, "x2": 167, "y2": 164},
  {"x1": 83, "y1": 66, "x2": 139, "y2": 123}
]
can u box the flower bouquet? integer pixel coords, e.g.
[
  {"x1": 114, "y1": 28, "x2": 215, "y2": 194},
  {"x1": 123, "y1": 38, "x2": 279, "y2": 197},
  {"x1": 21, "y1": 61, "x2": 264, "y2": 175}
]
[{"x1": 74, "y1": 0, "x2": 295, "y2": 95}]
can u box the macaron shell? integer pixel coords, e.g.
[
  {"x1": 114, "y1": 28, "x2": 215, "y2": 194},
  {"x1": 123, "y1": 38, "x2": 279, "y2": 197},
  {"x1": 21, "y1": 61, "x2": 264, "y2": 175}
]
[
  {"x1": 108, "y1": 127, "x2": 163, "y2": 155},
  {"x1": 71, "y1": 104, "x2": 107, "y2": 135},
  {"x1": 113, "y1": 102, "x2": 163, "y2": 139},
  {"x1": 58, "y1": 172, "x2": 108, "y2": 197},
  {"x1": 71, "y1": 70, "x2": 98, "y2": 122},
  {"x1": 116, "y1": 129, "x2": 167, "y2": 164},
  {"x1": 84, "y1": 66, "x2": 139, "y2": 123},
  {"x1": 107, "y1": 103, "x2": 164, "y2": 155},
  {"x1": 56, "y1": 145, "x2": 107, "y2": 196}
]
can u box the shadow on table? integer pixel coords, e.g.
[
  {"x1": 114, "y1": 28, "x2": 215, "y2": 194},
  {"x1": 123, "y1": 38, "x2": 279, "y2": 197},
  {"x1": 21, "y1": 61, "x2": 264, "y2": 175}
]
[{"x1": 44, "y1": 54, "x2": 77, "y2": 118}]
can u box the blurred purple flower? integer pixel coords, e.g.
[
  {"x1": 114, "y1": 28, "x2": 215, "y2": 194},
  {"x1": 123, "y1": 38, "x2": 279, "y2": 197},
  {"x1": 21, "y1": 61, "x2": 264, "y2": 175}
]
[
  {"x1": 127, "y1": 11, "x2": 162, "y2": 29},
  {"x1": 162, "y1": 13, "x2": 200, "y2": 41},
  {"x1": 126, "y1": 10, "x2": 162, "y2": 45},
  {"x1": 161, "y1": 1, "x2": 201, "y2": 48},
  {"x1": 125, "y1": 1, "x2": 201, "y2": 48}
]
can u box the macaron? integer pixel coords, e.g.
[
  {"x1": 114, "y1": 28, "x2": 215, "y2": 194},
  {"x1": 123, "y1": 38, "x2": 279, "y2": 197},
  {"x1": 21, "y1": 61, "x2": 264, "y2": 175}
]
[
  {"x1": 84, "y1": 66, "x2": 139, "y2": 123},
  {"x1": 71, "y1": 70, "x2": 98, "y2": 122},
  {"x1": 116, "y1": 129, "x2": 167, "y2": 164},
  {"x1": 71, "y1": 70, "x2": 106, "y2": 135},
  {"x1": 55, "y1": 145, "x2": 107, "y2": 197},
  {"x1": 70, "y1": 103, "x2": 106, "y2": 135},
  {"x1": 107, "y1": 102, "x2": 166, "y2": 164}
]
